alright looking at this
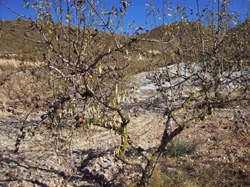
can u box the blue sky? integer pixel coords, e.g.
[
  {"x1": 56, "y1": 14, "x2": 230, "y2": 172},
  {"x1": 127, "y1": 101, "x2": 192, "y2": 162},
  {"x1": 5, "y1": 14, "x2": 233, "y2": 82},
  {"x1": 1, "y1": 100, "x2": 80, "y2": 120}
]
[{"x1": 0, "y1": 0, "x2": 249, "y2": 33}]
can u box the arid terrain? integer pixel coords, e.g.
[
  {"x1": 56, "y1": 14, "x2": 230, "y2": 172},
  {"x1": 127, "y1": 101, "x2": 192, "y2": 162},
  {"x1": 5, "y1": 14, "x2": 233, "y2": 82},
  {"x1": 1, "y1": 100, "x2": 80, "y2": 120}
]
[
  {"x1": 0, "y1": 62, "x2": 250, "y2": 187},
  {"x1": 0, "y1": 0, "x2": 250, "y2": 185}
]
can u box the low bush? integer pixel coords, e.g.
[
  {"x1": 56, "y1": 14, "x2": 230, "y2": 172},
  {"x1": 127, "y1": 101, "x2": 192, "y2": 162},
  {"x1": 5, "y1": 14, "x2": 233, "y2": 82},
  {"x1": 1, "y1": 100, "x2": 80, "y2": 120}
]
[{"x1": 163, "y1": 139, "x2": 199, "y2": 157}]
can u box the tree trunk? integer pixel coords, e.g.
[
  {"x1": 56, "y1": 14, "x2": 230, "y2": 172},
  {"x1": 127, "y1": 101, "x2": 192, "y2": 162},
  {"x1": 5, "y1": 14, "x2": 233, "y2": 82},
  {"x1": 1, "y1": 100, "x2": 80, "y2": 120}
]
[
  {"x1": 139, "y1": 153, "x2": 161, "y2": 187},
  {"x1": 139, "y1": 162, "x2": 154, "y2": 186}
]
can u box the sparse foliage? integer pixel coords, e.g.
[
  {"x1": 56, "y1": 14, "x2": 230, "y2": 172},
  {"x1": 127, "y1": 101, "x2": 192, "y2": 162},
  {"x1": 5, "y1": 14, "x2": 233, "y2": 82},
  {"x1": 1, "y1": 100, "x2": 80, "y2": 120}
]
[{"x1": 0, "y1": 0, "x2": 249, "y2": 186}]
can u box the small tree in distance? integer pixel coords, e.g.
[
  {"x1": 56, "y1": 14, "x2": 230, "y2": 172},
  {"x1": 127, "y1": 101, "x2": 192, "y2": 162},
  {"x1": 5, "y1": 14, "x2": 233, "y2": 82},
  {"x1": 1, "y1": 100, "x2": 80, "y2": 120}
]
[{"x1": 0, "y1": 0, "x2": 249, "y2": 186}]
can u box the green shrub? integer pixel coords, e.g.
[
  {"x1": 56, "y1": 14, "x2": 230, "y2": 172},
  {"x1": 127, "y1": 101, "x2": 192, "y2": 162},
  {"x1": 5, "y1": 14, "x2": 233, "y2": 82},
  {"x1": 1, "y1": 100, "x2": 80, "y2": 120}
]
[{"x1": 163, "y1": 139, "x2": 199, "y2": 157}]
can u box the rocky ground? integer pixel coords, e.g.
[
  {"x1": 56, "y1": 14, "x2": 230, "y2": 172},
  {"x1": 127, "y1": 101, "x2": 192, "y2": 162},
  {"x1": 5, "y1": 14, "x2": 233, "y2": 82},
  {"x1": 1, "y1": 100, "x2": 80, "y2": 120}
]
[
  {"x1": 0, "y1": 110, "x2": 166, "y2": 186},
  {"x1": 0, "y1": 66, "x2": 250, "y2": 187},
  {"x1": 157, "y1": 107, "x2": 250, "y2": 186},
  {"x1": 1, "y1": 105, "x2": 249, "y2": 187}
]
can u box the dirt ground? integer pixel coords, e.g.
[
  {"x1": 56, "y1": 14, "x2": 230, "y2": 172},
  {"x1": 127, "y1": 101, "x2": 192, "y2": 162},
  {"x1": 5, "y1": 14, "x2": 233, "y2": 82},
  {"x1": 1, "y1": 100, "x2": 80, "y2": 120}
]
[
  {"x1": 0, "y1": 104, "x2": 249, "y2": 187},
  {"x1": 0, "y1": 65, "x2": 249, "y2": 187},
  {"x1": 157, "y1": 107, "x2": 250, "y2": 187}
]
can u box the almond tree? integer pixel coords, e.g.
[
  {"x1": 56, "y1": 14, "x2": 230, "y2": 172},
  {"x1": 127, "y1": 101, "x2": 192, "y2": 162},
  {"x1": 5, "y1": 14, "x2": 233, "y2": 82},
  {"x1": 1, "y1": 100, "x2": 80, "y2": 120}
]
[
  {"x1": 0, "y1": 0, "x2": 249, "y2": 186},
  {"x1": 135, "y1": 1, "x2": 250, "y2": 185}
]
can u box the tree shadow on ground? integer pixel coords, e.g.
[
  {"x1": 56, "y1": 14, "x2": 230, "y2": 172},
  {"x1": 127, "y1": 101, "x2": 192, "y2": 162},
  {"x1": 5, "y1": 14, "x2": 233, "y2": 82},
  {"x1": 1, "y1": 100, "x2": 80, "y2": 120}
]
[{"x1": 0, "y1": 147, "x2": 123, "y2": 187}]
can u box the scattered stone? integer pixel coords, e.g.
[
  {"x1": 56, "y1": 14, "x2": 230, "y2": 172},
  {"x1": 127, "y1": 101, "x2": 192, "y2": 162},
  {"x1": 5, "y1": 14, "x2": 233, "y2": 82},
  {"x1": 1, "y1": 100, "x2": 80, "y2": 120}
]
[{"x1": 167, "y1": 167, "x2": 178, "y2": 174}]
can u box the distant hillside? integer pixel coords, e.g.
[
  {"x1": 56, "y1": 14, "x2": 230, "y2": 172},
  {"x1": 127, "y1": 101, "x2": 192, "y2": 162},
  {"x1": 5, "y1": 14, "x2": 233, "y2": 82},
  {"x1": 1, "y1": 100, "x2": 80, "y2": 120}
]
[
  {"x1": 0, "y1": 19, "x2": 155, "y2": 75},
  {"x1": 0, "y1": 20, "x2": 208, "y2": 61},
  {"x1": 0, "y1": 19, "x2": 126, "y2": 62},
  {"x1": 0, "y1": 19, "x2": 249, "y2": 74},
  {"x1": 139, "y1": 20, "x2": 249, "y2": 64},
  {"x1": 140, "y1": 21, "x2": 209, "y2": 41},
  {"x1": 0, "y1": 20, "x2": 46, "y2": 62},
  {"x1": 225, "y1": 19, "x2": 250, "y2": 61},
  {"x1": 135, "y1": 21, "x2": 211, "y2": 65}
]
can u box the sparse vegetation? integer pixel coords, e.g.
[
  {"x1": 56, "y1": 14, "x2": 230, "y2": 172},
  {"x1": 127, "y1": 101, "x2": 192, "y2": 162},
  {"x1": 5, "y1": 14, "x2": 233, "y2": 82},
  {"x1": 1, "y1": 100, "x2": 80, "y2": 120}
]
[
  {"x1": 0, "y1": 0, "x2": 249, "y2": 186},
  {"x1": 163, "y1": 139, "x2": 199, "y2": 157}
]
